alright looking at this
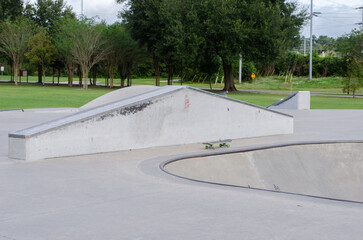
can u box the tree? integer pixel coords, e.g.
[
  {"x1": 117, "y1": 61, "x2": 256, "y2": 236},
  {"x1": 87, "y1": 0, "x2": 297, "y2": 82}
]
[
  {"x1": 25, "y1": 27, "x2": 57, "y2": 84},
  {"x1": 24, "y1": 0, "x2": 75, "y2": 34},
  {"x1": 119, "y1": 0, "x2": 305, "y2": 91},
  {"x1": 56, "y1": 17, "x2": 109, "y2": 89},
  {"x1": 119, "y1": 0, "x2": 164, "y2": 86},
  {"x1": 24, "y1": 0, "x2": 75, "y2": 83},
  {"x1": 195, "y1": 0, "x2": 247, "y2": 91},
  {"x1": 336, "y1": 29, "x2": 363, "y2": 61},
  {"x1": 0, "y1": 0, "x2": 23, "y2": 22},
  {"x1": 54, "y1": 17, "x2": 76, "y2": 86},
  {"x1": 0, "y1": 18, "x2": 34, "y2": 85},
  {"x1": 159, "y1": 0, "x2": 202, "y2": 85},
  {"x1": 337, "y1": 29, "x2": 363, "y2": 96},
  {"x1": 240, "y1": 0, "x2": 306, "y2": 75}
]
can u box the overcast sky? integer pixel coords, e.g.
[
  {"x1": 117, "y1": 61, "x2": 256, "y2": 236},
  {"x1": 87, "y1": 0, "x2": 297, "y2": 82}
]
[{"x1": 29, "y1": 0, "x2": 363, "y2": 38}]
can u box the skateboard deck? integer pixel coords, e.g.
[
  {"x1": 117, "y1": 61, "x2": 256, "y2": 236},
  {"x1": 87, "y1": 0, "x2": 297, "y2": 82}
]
[{"x1": 203, "y1": 139, "x2": 232, "y2": 149}]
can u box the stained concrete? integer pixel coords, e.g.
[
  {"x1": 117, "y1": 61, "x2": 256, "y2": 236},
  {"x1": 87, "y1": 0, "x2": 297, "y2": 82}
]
[
  {"x1": 1, "y1": 106, "x2": 363, "y2": 239},
  {"x1": 8, "y1": 86, "x2": 293, "y2": 161},
  {"x1": 80, "y1": 85, "x2": 159, "y2": 109}
]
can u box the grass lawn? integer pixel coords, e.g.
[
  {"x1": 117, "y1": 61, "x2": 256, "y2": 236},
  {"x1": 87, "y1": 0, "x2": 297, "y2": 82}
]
[
  {"x1": 0, "y1": 84, "x2": 114, "y2": 110},
  {"x1": 0, "y1": 76, "x2": 362, "y2": 110},
  {"x1": 228, "y1": 92, "x2": 363, "y2": 109},
  {"x1": 3, "y1": 75, "x2": 361, "y2": 94}
]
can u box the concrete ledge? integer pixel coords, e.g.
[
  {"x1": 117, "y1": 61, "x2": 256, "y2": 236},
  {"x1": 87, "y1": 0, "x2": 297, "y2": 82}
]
[{"x1": 8, "y1": 86, "x2": 293, "y2": 161}]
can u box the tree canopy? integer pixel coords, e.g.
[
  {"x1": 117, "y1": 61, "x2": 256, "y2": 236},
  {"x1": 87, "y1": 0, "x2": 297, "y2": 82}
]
[
  {"x1": 56, "y1": 17, "x2": 110, "y2": 89},
  {"x1": 25, "y1": 27, "x2": 57, "y2": 84},
  {"x1": 0, "y1": 0, "x2": 23, "y2": 22},
  {"x1": 120, "y1": 0, "x2": 306, "y2": 91},
  {"x1": 0, "y1": 17, "x2": 35, "y2": 85}
]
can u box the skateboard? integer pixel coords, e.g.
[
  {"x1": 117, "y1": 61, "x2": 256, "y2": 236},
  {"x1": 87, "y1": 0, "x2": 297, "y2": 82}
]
[{"x1": 203, "y1": 139, "x2": 232, "y2": 150}]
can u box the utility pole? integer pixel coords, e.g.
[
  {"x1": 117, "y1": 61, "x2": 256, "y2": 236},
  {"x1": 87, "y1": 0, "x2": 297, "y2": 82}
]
[
  {"x1": 309, "y1": 0, "x2": 321, "y2": 80},
  {"x1": 356, "y1": 6, "x2": 363, "y2": 30},
  {"x1": 238, "y1": 54, "x2": 242, "y2": 84},
  {"x1": 81, "y1": 0, "x2": 84, "y2": 16},
  {"x1": 309, "y1": 0, "x2": 313, "y2": 80}
]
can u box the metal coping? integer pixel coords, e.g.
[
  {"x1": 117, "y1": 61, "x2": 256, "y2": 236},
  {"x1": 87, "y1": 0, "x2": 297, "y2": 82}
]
[
  {"x1": 160, "y1": 140, "x2": 363, "y2": 204},
  {"x1": 8, "y1": 86, "x2": 292, "y2": 139}
]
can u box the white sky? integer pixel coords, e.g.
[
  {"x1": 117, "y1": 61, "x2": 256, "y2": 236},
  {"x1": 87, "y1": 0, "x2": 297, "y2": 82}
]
[
  {"x1": 296, "y1": 0, "x2": 363, "y2": 37},
  {"x1": 28, "y1": 0, "x2": 363, "y2": 37}
]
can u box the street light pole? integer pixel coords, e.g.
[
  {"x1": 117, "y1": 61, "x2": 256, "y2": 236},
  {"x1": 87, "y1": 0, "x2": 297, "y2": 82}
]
[
  {"x1": 309, "y1": 0, "x2": 313, "y2": 80},
  {"x1": 356, "y1": 6, "x2": 363, "y2": 30},
  {"x1": 239, "y1": 54, "x2": 242, "y2": 84},
  {"x1": 81, "y1": 0, "x2": 83, "y2": 16}
]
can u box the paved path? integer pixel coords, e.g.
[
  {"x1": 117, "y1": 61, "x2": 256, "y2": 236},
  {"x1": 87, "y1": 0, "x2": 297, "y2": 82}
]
[{"x1": 0, "y1": 109, "x2": 363, "y2": 239}]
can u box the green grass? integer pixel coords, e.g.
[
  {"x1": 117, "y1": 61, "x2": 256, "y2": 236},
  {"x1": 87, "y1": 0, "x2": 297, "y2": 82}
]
[
  {"x1": 227, "y1": 92, "x2": 289, "y2": 107},
  {"x1": 227, "y1": 92, "x2": 363, "y2": 109},
  {"x1": 1, "y1": 75, "x2": 362, "y2": 110},
  {"x1": 3, "y1": 75, "x2": 359, "y2": 94},
  {"x1": 0, "y1": 84, "x2": 114, "y2": 110},
  {"x1": 310, "y1": 96, "x2": 363, "y2": 109},
  {"x1": 237, "y1": 76, "x2": 350, "y2": 93}
]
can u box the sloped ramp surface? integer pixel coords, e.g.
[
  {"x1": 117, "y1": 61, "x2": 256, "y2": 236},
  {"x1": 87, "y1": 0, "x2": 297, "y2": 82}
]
[
  {"x1": 8, "y1": 86, "x2": 293, "y2": 160},
  {"x1": 81, "y1": 85, "x2": 159, "y2": 109},
  {"x1": 268, "y1": 91, "x2": 310, "y2": 110},
  {"x1": 164, "y1": 142, "x2": 363, "y2": 202}
]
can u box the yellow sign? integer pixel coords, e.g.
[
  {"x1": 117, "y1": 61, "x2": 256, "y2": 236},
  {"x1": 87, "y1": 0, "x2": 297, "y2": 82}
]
[{"x1": 251, "y1": 73, "x2": 256, "y2": 80}]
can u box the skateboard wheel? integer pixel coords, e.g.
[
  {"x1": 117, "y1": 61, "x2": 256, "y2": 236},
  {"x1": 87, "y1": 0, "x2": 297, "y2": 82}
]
[
  {"x1": 219, "y1": 144, "x2": 223, "y2": 147},
  {"x1": 227, "y1": 144, "x2": 230, "y2": 148},
  {"x1": 205, "y1": 146, "x2": 209, "y2": 149},
  {"x1": 212, "y1": 146, "x2": 216, "y2": 150}
]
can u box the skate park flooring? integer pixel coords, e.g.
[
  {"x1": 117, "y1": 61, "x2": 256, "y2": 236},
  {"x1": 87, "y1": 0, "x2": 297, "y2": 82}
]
[{"x1": 1, "y1": 108, "x2": 363, "y2": 239}]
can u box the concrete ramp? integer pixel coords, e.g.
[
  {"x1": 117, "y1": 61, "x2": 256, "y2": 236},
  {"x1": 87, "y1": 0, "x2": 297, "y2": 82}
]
[
  {"x1": 268, "y1": 91, "x2": 310, "y2": 110},
  {"x1": 81, "y1": 85, "x2": 159, "y2": 109},
  {"x1": 164, "y1": 142, "x2": 363, "y2": 202},
  {"x1": 8, "y1": 86, "x2": 293, "y2": 161}
]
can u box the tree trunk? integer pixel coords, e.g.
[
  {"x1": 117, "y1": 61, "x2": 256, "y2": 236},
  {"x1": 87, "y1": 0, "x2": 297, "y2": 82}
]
[
  {"x1": 42, "y1": 67, "x2": 46, "y2": 86},
  {"x1": 109, "y1": 68, "x2": 114, "y2": 88},
  {"x1": 93, "y1": 65, "x2": 97, "y2": 86},
  {"x1": 105, "y1": 71, "x2": 109, "y2": 87},
  {"x1": 153, "y1": 54, "x2": 160, "y2": 86},
  {"x1": 57, "y1": 67, "x2": 60, "y2": 85},
  {"x1": 82, "y1": 68, "x2": 88, "y2": 90},
  {"x1": 68, "y1": 64, "x2": 73, "y2": 87},
  {"x1": 78, "y1": 65, "x2": 82, "y2": 87},
  {"x1": 13, "y1": 62, "x2": 18, "y2": 86},
  {"x1": 118, "y1": 66, "x2": 126, "y2": 87},
  {"x1": 126, "y1": 66, "x2": 133, "y2": 87},
  {"x1": 38, "y1": 64, "x2": 42, "y2": 84},
  {"x1": 168, "y1": 66, "x2": 173, "y2": 85},
  {"x1": 347, "y1": 77, "x2": 350, "y2": 95},
  {"x1": 222, "y1": 61, "x2": 237, "y2": 92},
  {"x1": 129, "y1": 72, "x2": 133, "y2": 86},
  {"x1": 52, "y1": 67, "x2": 55, "y2": 84},
  {"x1": 209, "y1": 73, "x2": 213, "y2": 90}
]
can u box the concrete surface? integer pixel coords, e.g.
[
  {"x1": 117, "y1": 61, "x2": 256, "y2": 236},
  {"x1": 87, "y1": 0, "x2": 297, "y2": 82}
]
[
  {"x1": 268, "y1": 91, "x2": 311, "y2": 110},
  {"x1": 80, "y1": 85, "x2": 159, "y2": 109},
  {"x1": 1, "y1": 107, "x2": 363, "y2": 239},
  {"x1": 8, "y1": 86, "x2": 293, "y2": 161},
  {"x1": 164, "y1": 142, "x2": 363, "y2": 202}
]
